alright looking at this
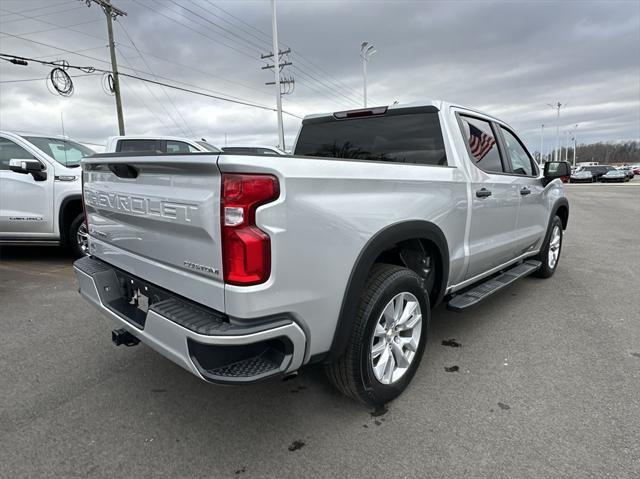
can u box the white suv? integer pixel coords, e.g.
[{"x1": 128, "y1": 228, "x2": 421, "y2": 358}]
[{"x1": 0, "y1": 131, "x2": 94, "y2": 257}]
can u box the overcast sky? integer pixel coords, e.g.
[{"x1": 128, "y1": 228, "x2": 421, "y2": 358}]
[{"x1": 1, "y1": 0, "x2": 639, "y2": 152}]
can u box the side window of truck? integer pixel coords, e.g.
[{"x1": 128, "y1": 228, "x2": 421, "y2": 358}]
[
  {"x1": 500, "y1": 127, "x2": 536, "y2": 176},
  {"x1": 459, "y1": 116, "x2": 504, "y2": 173},
  {"x1": 117, "y1": 139, "x2": 159, "y2": 152},
  {"x1": 0, "y1": 138, "x2": 34, "y2": 170},
  {"x1": 166, "y1": 141, "x2": 199, "y2": 153}
]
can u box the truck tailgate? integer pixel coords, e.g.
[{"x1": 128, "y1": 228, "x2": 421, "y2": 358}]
[{"x1": 82, "y1": 153, "x2": 225, "y2": 311}]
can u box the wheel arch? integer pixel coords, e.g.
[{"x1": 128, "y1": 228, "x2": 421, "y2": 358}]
[
  {"x1": 326, "y1": 220, "x2": 449, "y2": 362},
  {"x1": 58, "y1": 195, "x2": 83, "y2": 245},
  {"x1": 552, "y1": 197, "x2": 569, "y2": 230}
]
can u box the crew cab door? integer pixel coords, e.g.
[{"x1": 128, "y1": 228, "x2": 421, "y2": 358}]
[
  {"x1": 457, "y1": 115, "x2": 519, "y2": 280},
  {"x1": 0, "y1": 136, "x2": 54, "y2": 236},
  {"x1": 496, "y1": 126, "x2": 548, "y2": 255}
]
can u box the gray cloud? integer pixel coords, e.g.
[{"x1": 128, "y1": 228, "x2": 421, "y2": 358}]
[{"x1": 1, "y1": 0, "x2": 638, "y2": 153}]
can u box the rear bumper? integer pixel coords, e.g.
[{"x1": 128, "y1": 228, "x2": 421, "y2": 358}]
[{"x1": 73, "y1": 256, "x2": 306, "y2": 384}]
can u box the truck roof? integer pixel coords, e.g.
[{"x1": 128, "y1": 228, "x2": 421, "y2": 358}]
[{"x1": 302, "y1": 100, "x2": 507, "y2": 126}]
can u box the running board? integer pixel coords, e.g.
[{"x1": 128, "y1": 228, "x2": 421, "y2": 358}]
[{"x1": 447, "y1": 260, "x2": 542, "y2": 312}]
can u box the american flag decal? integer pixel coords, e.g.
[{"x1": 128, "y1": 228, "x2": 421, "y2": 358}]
[{"x1": 468, "y1": 123, "x2": 496, "y2": 161}]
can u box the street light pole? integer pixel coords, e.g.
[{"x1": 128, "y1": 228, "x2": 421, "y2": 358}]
[
  {"x1": 547, "y1": 101, "x2": 564, "y2": 162},
  {"x1": 572, "y1": 124, "x2": 578, "y2": 166},
  {"x1": 360, "y1": 42, "x2": 376, "y2": 107}
]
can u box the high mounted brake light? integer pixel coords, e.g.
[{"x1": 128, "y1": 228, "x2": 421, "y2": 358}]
[
  {"x1": 333, "y1": 106, "x2": 388, "y2": 119},
  {"x1": 221, "y1": 174, "x2": 279, "y2": 286}
]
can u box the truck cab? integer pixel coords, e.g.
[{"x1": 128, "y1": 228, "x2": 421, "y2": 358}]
[{"x1": 0, "y1": 131, "x2": 93, "y2": 256}]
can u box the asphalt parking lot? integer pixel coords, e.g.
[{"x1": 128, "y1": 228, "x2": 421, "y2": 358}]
[{"x1": 1, "y1": 183, "x2": 639, "y2": 478}]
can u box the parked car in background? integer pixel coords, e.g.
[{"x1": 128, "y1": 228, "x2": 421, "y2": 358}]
[
  {"x1": 617, "y1": 166, "x2": 635, "y2": 180},
  {"x1": 0, "y1": 131, "x2": 93, "y2": 257},
  {"x1": 580, "y1": 165, "x2": 615, "y2": 182},
  {"x1": 570, "y1": 169, "x2": 594, "y2": 183},
  {"x1": 105, "y1": 136, "x2": 221, "y2": 154},
  {"x1": 601, "y1": 169, "x2": 627, "y2": 183},
  {"x1": 631, "y1": 164, "x2": 640, "y2": 175},
  {"x1": 221, "y1": 145, "x2": 287, "y2": 156},
  {"x1": 75, "y1": 101, "x2": 570, "y2": 406}
]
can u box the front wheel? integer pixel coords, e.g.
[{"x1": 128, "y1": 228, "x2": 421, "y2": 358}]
[
  {"x1": 532, "y1": 216, "x2": 563, "y2": 278},
  {"x1": 325, "y1": 264, "x2": 429, "y2": 405},
  {"x1": 69, "y1": 213, "x2": 89, "y2": 258}
]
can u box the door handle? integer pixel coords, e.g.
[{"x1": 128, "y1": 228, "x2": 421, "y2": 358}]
[
  {"x1": 520, "y1": 187, "x2": 531, "y2": 196},
  {"x1": 476, "y1": 188, "x2": 492, "y2": 198}
]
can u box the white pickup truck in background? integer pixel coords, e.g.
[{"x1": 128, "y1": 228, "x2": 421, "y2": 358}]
[{"x1": 0, "y1": 131, "x2": 94, "y2": 257}]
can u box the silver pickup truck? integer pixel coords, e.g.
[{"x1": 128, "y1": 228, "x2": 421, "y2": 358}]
[{"x1": 74, "y1": 101, "x2": 570, "y2": 405}]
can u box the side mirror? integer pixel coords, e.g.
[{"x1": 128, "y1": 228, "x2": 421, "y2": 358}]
[
  {"x1": 9, "y1": 158, "x2": 47, "y2": 181},
  {"x1": 543, "y1": 161, "x2": 570, "y2": 179}
]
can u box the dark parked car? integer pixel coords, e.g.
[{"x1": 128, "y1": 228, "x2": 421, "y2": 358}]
[
  {"x1": 581, "y1": 165, "x2": 615, "y2": 181},
  {"x1": 570, "y1": 170, "x2": 594, "y2": 183},
  {"x1": 601, "y1": 169, "x2": 627, "y2": 183}
]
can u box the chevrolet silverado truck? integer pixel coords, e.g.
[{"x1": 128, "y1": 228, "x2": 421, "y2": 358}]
[
  {"x1": 74, "y1": 101, "x2": 570, "y2": 405},
  {"x1": 0, "y1": 131, "x2": 94, "y2": 257}
]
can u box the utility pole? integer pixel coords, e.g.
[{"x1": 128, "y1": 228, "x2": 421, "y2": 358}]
[
  {"x1": 547, "y1": 101, "x2": 564, "y2": 162},
  {"x1": 360, "y1": 42, "x2": 376, "y2": 107},
  {"x1": 263, "y1": 0, "x2": 285, "y2": 150},
  {"x1": 82, "y1": 0, "x2": 127, "y2": 135},
  {"x1": 539, "y1": 123, "x2": 544, "y2": 164}
]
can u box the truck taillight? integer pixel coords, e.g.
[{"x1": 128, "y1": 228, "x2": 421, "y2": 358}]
[{"x1": 221, "y1": 174, "x2": 279, "y2": 285}]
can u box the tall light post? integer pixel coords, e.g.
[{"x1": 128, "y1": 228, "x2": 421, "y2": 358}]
[
  {"x1": 547, "y1": 101, "x2": 564, "y2": 162},
  {"x1": 539, "y1": 123, "x2": 545, "y2": 163},
  {"x1": 572, "y1": 124, "x2": 578, "y2": 166},
  {"x1": 360, "y1": 41, "x2": 376, "y2": 107}
]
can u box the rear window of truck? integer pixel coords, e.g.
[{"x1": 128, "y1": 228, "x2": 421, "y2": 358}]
[{"x1": 294, "y1": 112, "x2": 447, "y2": 166}]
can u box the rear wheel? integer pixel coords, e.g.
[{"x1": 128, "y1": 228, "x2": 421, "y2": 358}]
[
  {"x1": 532, "y1": 216, "x2": 563, "y2": 278},
  {"x1": 325, "y1": 264, "x2": 429, "y2": 405},
  {"x1": 69, "y1": 213, "x2": 88, "y2": 258}
]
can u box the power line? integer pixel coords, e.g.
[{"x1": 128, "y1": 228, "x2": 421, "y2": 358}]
[
  {"x1": 189, "y1": 1, "x2": 362, "y2": 106},
  {"x1": 200, "y1": 0, "x2": 368, "y2": 104},
  {"x1": 0, "y1": 4, "x2": 271, "y2": 100},
  {"x1": 167, "y1": 0, "x2": 267, "y2": 53},
  {"x1": 115, "y1": 46, "x2": 189, "y2": 137},
  {"x1": 116, "y1": 21, "x2": 194, "y2": 137},
  {"x1": 0, "y1": 0, "x2": 73, "y2": 18},
  {"x1": 0, "y1": 52, "x2": 304, "y2": 118},
  {"x1": 133, "y1": 0, "x2": 263, "y2": 64},
  {"x1": 0, "y1": 4, "x2": 86, "y2": 25},
  {"x1": 0, "y1": 73, "x2": 98, "y2": 84}
]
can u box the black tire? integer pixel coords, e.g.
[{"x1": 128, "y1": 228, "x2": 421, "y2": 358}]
[
  {"x1": 532, "y1": 215, "x2": 563, "y2": 278},
  {"x1": 325, "y1": 264, "x2": 430, "y2": 406},
  {"x1": 68, "y1": 213, "x2": 88, "y2": 258}
]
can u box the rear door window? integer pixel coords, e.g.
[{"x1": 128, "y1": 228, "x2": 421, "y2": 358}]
[
  {"x1": 459, "y1": 116, "x2": 504, "y2": 173},
  {"x1": 117, "y1": 139, "x2": 159, "y2": 152},
  {"x1": 294, "y1": 111, "x2": 447, "y2": 166},
  {"x1": 166, "y1": 141, "x2": 199, "y2": 153}
]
